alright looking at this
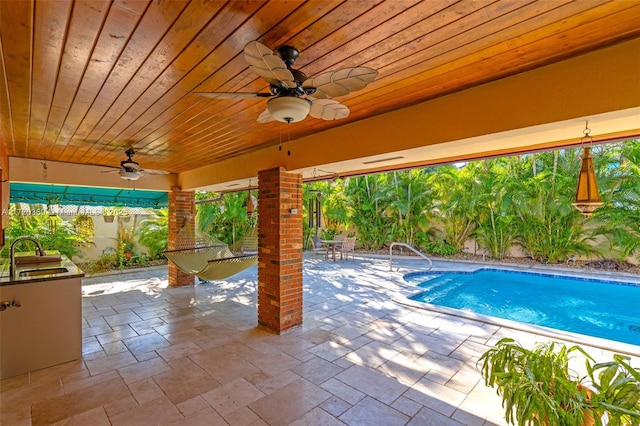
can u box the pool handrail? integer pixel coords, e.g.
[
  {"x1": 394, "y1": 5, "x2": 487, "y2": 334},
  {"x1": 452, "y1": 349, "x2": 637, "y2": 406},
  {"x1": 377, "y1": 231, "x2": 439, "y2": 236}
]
[{"x1": 389, "y1": 242, "x2": 433, "y2": 271}]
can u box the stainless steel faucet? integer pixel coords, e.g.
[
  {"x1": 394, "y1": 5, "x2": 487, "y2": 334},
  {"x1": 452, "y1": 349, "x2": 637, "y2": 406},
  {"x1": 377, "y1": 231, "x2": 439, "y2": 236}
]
[{"x1": 9, "y1": 236, "x2": 45, "y2": 279}]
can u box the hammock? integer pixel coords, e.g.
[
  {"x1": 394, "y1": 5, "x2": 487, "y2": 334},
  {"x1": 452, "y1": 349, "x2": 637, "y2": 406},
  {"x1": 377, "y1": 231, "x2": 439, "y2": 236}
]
[{"x1": 164, "y1": 226, "x2": 257, "y2": 281}]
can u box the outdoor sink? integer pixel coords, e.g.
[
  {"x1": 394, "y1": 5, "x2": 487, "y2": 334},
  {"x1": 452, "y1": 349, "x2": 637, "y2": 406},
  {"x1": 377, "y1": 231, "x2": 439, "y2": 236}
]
[
  {"x1": 18, "y1": 267, "x2": 69, "y2": 277},
  {"x1": 15, "y1": 254, "x2": 62, "y2": 265}
]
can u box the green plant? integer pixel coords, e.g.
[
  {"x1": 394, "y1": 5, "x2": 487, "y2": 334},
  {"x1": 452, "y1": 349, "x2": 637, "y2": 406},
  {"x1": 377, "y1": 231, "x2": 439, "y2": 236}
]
[
  {"x1": 478, "y1": 338, "x2": 640, "y2": 426},
  {"x1": 2, "y1": 204, "x2": 92, "y2": 259},
  {"x1": 136, "y1": 209, "x2": 168, "y2": 259},
  {"x1": 586, "y1": 354, "x2": 640, "y2": 426},
  {"x1": 320, "y1": 228, "x2": 337, "y2": 240},
  {"x1": 72, "y1": 213, "x2": 95, "y2": 246},
  {"x1": 81, "y1": 247, "x2": 119, "y2": 274},
  {"x1": 424, "y1": 238, "x2": 458, "y2": 256}
]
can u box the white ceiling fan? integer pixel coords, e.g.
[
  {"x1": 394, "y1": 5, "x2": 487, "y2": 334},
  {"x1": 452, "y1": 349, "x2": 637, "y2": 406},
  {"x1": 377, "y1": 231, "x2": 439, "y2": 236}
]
[
  {"x1": 103, "y1": 148, "x2": 169, "y2": 181},
  {"x1": 196, "y1": 41, "x2": 378, "y2": 123}
]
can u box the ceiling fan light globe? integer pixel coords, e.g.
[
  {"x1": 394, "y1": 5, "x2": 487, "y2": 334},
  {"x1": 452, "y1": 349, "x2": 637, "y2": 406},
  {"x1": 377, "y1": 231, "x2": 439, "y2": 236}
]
[
  {"x1": 119, "y1": 170, "x2": 141, "y2": 181},
  {"x1": 267, "y1": 97, "x2": 311, "y2": 123}
]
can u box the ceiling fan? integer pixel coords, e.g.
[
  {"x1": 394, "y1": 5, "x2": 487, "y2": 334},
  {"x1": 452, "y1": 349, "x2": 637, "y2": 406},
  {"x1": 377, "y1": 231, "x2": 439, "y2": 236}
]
[
  {"x1": 103, "y1": 148, "x2": 169, "y2": 181},
  {"x1": 196, "y1": 41, "x2": 378, "y2": 123}
]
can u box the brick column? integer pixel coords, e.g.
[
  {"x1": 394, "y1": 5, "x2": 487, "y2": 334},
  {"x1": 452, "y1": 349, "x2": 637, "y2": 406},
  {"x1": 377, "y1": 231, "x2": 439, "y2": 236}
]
[
  {"x1": 257, "y1": 167, "x2": 303, "y2": 333},
  {"x1": 168, "y1": 188, "x2": 195, "y2": 287}
]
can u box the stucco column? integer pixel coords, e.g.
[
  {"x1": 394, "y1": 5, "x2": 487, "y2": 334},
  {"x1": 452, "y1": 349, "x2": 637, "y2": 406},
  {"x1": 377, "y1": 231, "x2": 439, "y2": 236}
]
[
  {"x1": 168, "y1": 188, "x2": 195, "y2": 287},
  {"x1": 257, "y1": 167, "x2": 303, "y2": 333}
]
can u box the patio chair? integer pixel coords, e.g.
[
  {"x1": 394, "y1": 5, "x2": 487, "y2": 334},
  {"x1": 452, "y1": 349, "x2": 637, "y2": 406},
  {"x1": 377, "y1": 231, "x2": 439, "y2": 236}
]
[
  {"x1": 309, "y1": 235, "x2": 327, "y2": 259},
  {"x1": 336, "y1": 237, "x2": 356, "y2": 261}
]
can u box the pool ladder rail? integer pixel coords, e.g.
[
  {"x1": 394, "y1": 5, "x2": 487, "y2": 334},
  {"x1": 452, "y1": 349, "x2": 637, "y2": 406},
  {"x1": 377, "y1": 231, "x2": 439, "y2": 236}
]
[{"x1": 389, "y1": 242, "x2": 433, "y2": 272}]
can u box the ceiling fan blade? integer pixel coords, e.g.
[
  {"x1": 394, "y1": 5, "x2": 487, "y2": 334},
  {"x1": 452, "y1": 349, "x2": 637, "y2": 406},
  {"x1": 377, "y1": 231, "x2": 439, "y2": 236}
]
[
  {"x1": 244, "y1": 41, "x2": 296, "y2": 88},
  {"x1": 257, "y1": 108, "x2": 275, "y2": 123},
  {"x1": 303, "y1": 67, "x2": 378, "y2": 99},
  {"x1": 195, "y1": 92, "x2": 272, "y2": 99},
  {"x1": 309, "y1": 99, "x2": 350, "y2": 120},
  {"x1": 121, "y1": 162, "x2": 142, "y2": 171}
]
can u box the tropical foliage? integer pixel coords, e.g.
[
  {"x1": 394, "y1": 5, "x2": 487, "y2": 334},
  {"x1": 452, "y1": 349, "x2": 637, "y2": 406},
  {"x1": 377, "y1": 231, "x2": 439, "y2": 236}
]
[
  {"x1": 191, "y1": 140, "x2": 639, "y2": 264},
  {"x1": 195, "y1": 191, "x2": 256, "y2": 250},
  {"x1": 8, "y1": 141, "x2": 636, "y2": 267},
  {"x1": 136, "y1": 208, "x2": 169, "y2": 259},
  {"x1": 2, "y1": 204, "x2": 92, "y2": 259},
  {"x1": 298, "y1": 140, "x2": 640, "y2": 264}
]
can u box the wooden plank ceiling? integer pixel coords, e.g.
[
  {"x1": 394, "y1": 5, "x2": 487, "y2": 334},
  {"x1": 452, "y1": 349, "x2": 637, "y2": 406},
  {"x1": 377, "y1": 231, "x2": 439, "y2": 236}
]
[{"x1": 2, "y1": 0, "x2": 640, "y2": 176}]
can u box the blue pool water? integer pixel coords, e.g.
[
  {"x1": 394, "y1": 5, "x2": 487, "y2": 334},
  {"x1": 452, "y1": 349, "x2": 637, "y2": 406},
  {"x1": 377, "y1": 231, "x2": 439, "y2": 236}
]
[{"x1": 406, "y1": 269, "x2": 640, "y2": 346}]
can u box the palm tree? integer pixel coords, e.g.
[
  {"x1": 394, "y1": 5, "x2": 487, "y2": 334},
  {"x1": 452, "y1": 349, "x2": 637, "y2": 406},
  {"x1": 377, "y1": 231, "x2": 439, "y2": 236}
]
[
  {"x1": 592, "y1": 140, "x2": 640, "y2": 262},
  {"x1": 196, "y1": 192, "x2": 254, "y2": 250},
  {"x1": 136, "y1": 209, "x2": 168, "y2": 259},
  {"x1": 511, "y1": 150, "x2": 599, "y2": 263},
  {"x1": 473, "y1": 159, "x2": 518, "y2": 260},
  {"x1": 345, "y1": 174, "x2": 392, "y2": 250},
  {"x1": 428, "y1": 164, "x2": 479, "y2": 252},
  {"x1": 385, "y1": 169, "x2": 434, "y2": 247}
]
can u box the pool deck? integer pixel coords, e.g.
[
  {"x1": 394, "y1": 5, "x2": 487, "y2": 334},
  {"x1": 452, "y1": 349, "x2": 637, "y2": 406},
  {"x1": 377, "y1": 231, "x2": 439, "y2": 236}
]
[{"x1": 2, "y1": 255, "x2": 639, "y2": 425}]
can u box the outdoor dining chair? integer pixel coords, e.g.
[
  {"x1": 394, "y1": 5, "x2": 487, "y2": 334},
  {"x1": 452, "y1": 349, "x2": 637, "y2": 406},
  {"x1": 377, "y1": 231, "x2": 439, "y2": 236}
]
[{"x1": 336, "y1": 237, "x2": 356, "y2": 261}]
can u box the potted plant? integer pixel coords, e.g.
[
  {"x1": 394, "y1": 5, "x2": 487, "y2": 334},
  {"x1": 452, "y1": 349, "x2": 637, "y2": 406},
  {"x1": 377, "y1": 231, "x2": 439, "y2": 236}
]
[
  {"x1": 102, "y1": 207, "x2": 116, "y2": 223},
  {"x1": 478, "y1": 338, "x2": 640, "y2": 425},
  {"x1": 586, "y1": 353, "x2": 640, "y2": 426}
]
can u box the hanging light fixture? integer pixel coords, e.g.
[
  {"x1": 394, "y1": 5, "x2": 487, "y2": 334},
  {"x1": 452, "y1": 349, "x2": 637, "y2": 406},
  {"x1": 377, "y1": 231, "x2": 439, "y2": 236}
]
[
  {"x1": 267, "y1": 96, "x2": 311, "y2": 123},
  {"x1": 246, "y1": 179, "x2": 255, "y2": 217},
  {"x1": 572, "y1": 122, "x2": 603, "y2": 217}
]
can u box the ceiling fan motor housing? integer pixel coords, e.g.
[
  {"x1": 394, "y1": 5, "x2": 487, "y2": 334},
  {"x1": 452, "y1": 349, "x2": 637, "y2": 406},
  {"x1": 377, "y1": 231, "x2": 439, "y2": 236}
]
[{"x1": 276, "y1": 45, "x2": 299, "y2": 66}]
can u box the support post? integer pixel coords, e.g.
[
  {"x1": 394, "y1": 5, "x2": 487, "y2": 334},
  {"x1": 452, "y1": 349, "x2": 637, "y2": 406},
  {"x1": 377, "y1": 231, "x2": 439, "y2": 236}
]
[
  {"x1": 257, "y1": 167, "x2": 303, "y2": 333},
  {"x1": 168, "y1": 188, "x2": 195, "y2": 287}
]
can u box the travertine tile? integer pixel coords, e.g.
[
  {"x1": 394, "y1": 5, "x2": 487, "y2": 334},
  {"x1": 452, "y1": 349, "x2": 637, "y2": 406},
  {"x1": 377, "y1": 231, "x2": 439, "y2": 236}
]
[
  {"x1": 108, "y1": 395, "x2": 183, "y2": 425},
  {"x1": 176, "y1": 395, "x2": 211, "y2": 416},
  {"x1": 320, "y1": 378, "x2": 365, "y2": 405},
  {"x1": 123, "y1": 331, "x2": 171, "y2": 355},
  {"x1": 96, "y1": 325, "x2": 139, "y2": 345},
  {"x1": 152, "y1": 359, "x2": 220, "y2": 404},
  {"x1": 307, "y1": 341, "x2": 351, "y2": 362},
  {"x1": 62, "y1": 370, "x2": 120, "y2": 394},
  {"x1": 319, "y1": 395, "x2": 352, "y2": 417},
  {"x1": 129, "y1": 377, "x2": 165, "y2": 404},
  {"x1": 291, "y1": 356, "x2": 343, "y2": 385},
  {"x1": 223, "y1": 406, "x2": 261, "y2": 426},
  {"x1": 103, "y1": 394, "x2": 138, "y2": 417},
  {"x1": 117, "y1": 356, "x2": 171, "y2": 384},
  {"x1": 249, "y1": 351, "x2": 300, "y2": 375},
  {"x1": 4, "y1": 259, "x2": 631, "y2": 426},
  {"x1": 201, "y1": 377, "x2": 265, "y2": 416},
  {"x1": 49, "y1": 406, "x2": 111, "y2": 426},
  {"x1": 334, "y1": 364, "x2": 407, "y2": 405},
  {"x1": 406, "y1": 406, "x2": 466, "y2": 426},
  {"x1": 345, "y1": 340, "x2": 400, "y2": 368},
  {"x1": 190, "y1": 350, "x2": 260, "y2": 384},
  {"x1": 84, "y1": 351, "x2": 137, "y2": 376},
  {"x1": 169, "y1": 407, "x2": 228, "y2": 425},
  {"x1": 104, "y1": 311, "x2": 144, "y2": 328},
  {"x1": 157, "y1": 341, "x2": 203, "y2": 362},
  {"x1": 340, "y1": 396, "x2": 409, "y2": 426},
  {"x1": 248, "y1": 378, "x2": 331, "y2": 425},
  {"x1": 251, "y1": 369, "x2": 300, "y2": 394},
  {"x1": 31, "y1": 376, "x2": 131, "y2": 425},
  {"x1": 290, "y1": 406, "x2": 347, "y2": 425}
]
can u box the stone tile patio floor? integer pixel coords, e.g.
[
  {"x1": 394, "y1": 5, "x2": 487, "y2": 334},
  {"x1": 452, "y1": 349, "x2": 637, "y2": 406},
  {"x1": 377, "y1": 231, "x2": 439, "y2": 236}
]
[{"x1": 2, "y1": 255, "x2": 638, "y2": 425}]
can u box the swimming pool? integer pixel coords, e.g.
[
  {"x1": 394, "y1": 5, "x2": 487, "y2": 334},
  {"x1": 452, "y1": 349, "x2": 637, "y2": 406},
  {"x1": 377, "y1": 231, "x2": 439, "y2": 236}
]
[{"x1": 405, "y1": 269, "x2": 640, "y2": 346}]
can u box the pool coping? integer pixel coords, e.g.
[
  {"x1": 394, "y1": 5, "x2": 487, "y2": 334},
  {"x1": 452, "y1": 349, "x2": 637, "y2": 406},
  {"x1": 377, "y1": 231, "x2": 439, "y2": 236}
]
[{"x1": 394, "y1": 265, "x2": 640, "y2": 357}]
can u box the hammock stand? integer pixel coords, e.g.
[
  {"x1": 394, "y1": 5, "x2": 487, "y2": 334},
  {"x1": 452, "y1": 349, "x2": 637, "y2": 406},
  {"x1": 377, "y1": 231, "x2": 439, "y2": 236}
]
[{"x1": 164, "y1": 226, "x2": 257, "y2": 281}]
